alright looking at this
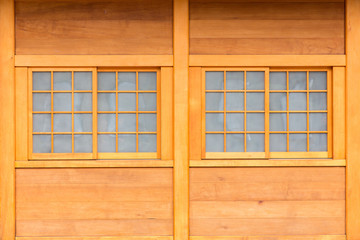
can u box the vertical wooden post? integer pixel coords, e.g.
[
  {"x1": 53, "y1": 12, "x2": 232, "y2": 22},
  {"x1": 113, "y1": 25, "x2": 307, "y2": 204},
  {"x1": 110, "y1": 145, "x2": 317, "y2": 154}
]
[
  {"x1": 0, "y1": 0, "x2": 15, "y2": 239},
  {"x1": 346, "y1": 0, "x2": 360, "y2": 239},
  {"x1": 173, "y1": 0, "x2": 189, "y2": 240}
]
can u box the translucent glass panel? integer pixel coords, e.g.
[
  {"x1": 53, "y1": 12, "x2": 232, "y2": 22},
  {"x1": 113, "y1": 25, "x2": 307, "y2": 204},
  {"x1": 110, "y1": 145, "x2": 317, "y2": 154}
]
[
  {"x1": 32, "y1": 71, "x2": 93, "y2": 154},
  {"x1": 97, "y1": 71, "x2": 158, "y2": 153}
]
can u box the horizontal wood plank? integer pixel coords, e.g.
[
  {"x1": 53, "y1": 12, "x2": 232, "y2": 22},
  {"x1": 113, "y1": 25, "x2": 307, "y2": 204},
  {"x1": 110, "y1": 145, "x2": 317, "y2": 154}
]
[
  {"x1": 190, "y1": 160, "x2": 346, "y2": 167},
  {"x1": 17, "y1": 237, "x2": 173, "y2": 240}
]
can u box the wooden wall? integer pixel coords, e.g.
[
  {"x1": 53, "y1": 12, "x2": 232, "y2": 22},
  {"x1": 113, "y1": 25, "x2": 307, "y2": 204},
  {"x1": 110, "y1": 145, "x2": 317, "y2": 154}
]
[
  {"x1": 190, "y1": 0, "x2": 345, "y2": 55},
  {"x1": 190, "y1": 167, "x2": 345, "y2": 236},
  {"x1": 16, "y1": 168, "x2": 173, "y2": 237}
]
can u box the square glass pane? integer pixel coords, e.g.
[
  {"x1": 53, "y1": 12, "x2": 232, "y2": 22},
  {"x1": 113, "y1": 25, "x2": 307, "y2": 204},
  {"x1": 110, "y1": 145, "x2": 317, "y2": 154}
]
[
  {"x1": 118, "y1": 72, "x2": 136, "y2": 90},
  {"x1": 270, "y1": 72, "x2": 286, "y2": 90},
  {"x1": 118, "y1": 134, "x2": 136, "y2": 152},
  {"x1": 33, "y1": 114, "x2": 51, "y2": 132},
  {"x1": 98, "y1": 72, "x2": 116, "y2": 90},
  {"x1": 226, "y1": 71, "x2": 244, "y2": 90},
  {"x1": 246, "y1": 93, "x2": 264, "y2": 111},
  {"x1": 138, "y1": 93, "x2": 157, "y2": 111},
  {"x1": 206, "y1": 134, "x2": 224, "y2": 152},
  {"x1": 33, "y1": 72, "x2": 51, "y2": 90},
  {"x1": 74, "y1": 113, "x2": 92, "y2": 132},
  {"x1": 98, "y1": 93, "x2": 116, "y2": 111},
  {"x1": 289, "y1": 113, "x2": 307, "y2": 131},
  {"x1": 53, "y1": 72, "x2": 72, "y2": 90},
  {"x1": 138, "y1": 134, "x2": 157, "y2": 152},
  {"x1": 289, "y1": 133, "x2": 307, "y2": 152},
  {"x1": 289, "y1": 72, "x2": 306, "y2": 90},
  {"x1": 74, "y1": 72, "x2": 92, "y2": 90},
  {"x1": 53, "y1": 134, "x2": 72, "y2": 153},
  {"x1": 53, "y1": 114, "x2": 72, "y2": 132},
  {"x1": 206, "y1": 71, "x2": 224, "y2": 90},
  {"x1": 309, "y1": 72, "x2": 327, "y2": 90},
  {"x1": 98, "y1": 134, "x2": 116, "y2": 152},
  {"x1": 74, "y1": 134, "x2": 92, "y2": 153},
  {"x1": 309, "y1": 93, "x2": 327, "y2": 110},
  {"x1": 226, "y1": 113, "x2": 244, "y2": 131},
  {"x1": 270, "y1": 93, "x2": 287, "y2": 111},
  {"x1": 270, "y1": 113, "x2": 287, "y2": 131},
  {"x1": 139, "y1": 72, "x2": 157, "y2": 91},
  {"x1": 270, "y1": 134, "x2": 287, "y2": 152},
  {"x1": 309, "y1": 133, "x2": 327, "y2": 151},
  {"x1": 139, "y1": 113, "x2": 157, "y2": 132},
  {"x1": 246, "y1": 113, "x2": 264, "y2": 131},
  {"x1": 33, "y1": 134, "x2": 51, "y2": 153},
  {"x1": 246, "y1": 71, "x2": 264, "y2": 90},
  {"x1": 98, "y1": 114, "x2": 116, "y2": 132},
  {"x1": 206, "y1": 113, "x2": 224, "y2": 131},
  {"x1": 289, "y1": 93, "x2": 307, "y2": 111},
  {"x1": 226, "y1": 93, "x2": 244, "y2": 111},
  {"x1": 74, "y1": 93, "x2": 92, "y2": 111},
  {"x1": 226, "y1": 134, "x2": 244, "y2": 152},
  {"x1": 53, "y1": 93, "x2": 72, "y2": 111},
  {"x1": 33, "y1": 93, "x2": 51, "y2": 111},
  {"x1": 309, "y1": 113, "x2": 327, "y2": 131},
  {"x1": 246, "y1": 133, "x2": 264, "y2": 152},
  {"x1": 206, "y1": 93, "x2": 224, "y2": 111},
  {"x1": 118, "y1": 93, "x2": 136, "y2": 111},
  {"x1": 118, "y1": 113, "x2": 136, "y2": 132}
]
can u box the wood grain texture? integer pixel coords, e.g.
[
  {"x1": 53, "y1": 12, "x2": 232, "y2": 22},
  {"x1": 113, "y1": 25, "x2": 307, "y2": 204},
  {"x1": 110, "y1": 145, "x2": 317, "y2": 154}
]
[
  {"x1": 16, "y1": 168, "x2": 173, "y2": 237},
  {"x1": 190, "y1": 236, "x2": 346, "y2": 240},
  {"x1": 15, "y1": 0, "x2": 173, "y2": 55}
]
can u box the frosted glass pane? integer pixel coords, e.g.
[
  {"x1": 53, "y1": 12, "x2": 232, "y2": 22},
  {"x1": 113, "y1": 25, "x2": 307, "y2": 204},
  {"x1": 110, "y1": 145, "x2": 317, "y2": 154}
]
[
  {"x1": 118, "y1": 114, "x2": 136, "y2": 132},
  {"x1": 98, "y1": 114, "x2": 116, "y2": 132},
  {"x1": 33, "y1": 72, "x2": 51, "y2": 90},
  {"x1": 309, "y1": 113, "x2": 327, "y2": 131},
  {"x1": 98, "y1": 93, "x2": 116, "y2": 111},
  {"x1": 206, "y1": 134, "x2": 224, "y2": 152},
  {"x1": 289, "y1": 113, "x2": 307, "y2": 131},
  {"x1": 246, "y1": 113, "x2": 264, "y2": 131},
  {"x1": 53, "y1": 114, "x2": 72, "y2": 132},
  {"x1": 74, "y1": 93, "x2": 92, "y2": 111},
  {"x1": 74, "y1": 72, "x2": 92, "y2": 90},
  {"x1": 226, "y1": 134, "x2": 244, "y2": 152},
  {"x1": 309, "y1": 72, "x2": 327, "y2": 90},
  {"x1": 226, "y1": 113, "x2": 244, "y2": 131},
  {"x1": 98, "y1": 134, "x2": 116, "y2": 152},
  {"x1": 74, "y1": 134, "x2": 92, "y2": 153},
  {"x1": 118, "y1": 93, "x2": 136, "y2": 111},
  {"x1": 98, "y1": 72, "x2": 116, "y2": 90},
  {"x1": 270, "y1": 72, "x2": 286, "y2": 90},
  {"x1": 206, "y1": 93, "x2": 224, "y2": 111},
  {"x1": 54, "y1": 72, "x2": 72, "y2": 90},
  {"x1": 289, "y1": 134, "x2": 307, "y2": 152},
  {"x1": 270, "y1": 134, "x2": 287, "y2": 152},
  {"x1": 139, "y1": 72, "x2": 157, "y2": 90},
  {"x1": 226, "y1": 93, "x2": 244, "y2": 111},
  {"x1": 33, "y1": 93, "x2": 51, "y2": 111},
  {"x1": 309, "y1": 133, "x2": 327, "y2": 151},
  {"x1": 206, "y1": 71, "x2": 224, "y2": 90},
  {"x1": 138, "y1": 93, "x2": 156, "y2": 111},
  {"x1": 226, "y1": 71, "x2": 244, "y2": 90},
  {"x1": 270, "y1": 113, "x2": 287, "y2": 131},
  {"x1": 246, "y1": 93, "x2": 264, "y2": 111},
  {"x1": 309, "y1": 93, "x2": 327, "y2": 110},
  {"x1": 246, "y1": 71, "x2": 264, "y2": 90},
  {"x1": 54, "y1": 134, "x2": 72, "y2": 153},
  {"x1": 33, "y1": 134, "x2": 51, "y2": 153},
  {"x1": 33, "y1": 114, "x2": 51, "y2": 132},
  {"x1": 289, "y1": 72, "x2": 306, "y2": 90},
  {"x1": 139, "y1": 113, "x2": 157, "y2": 132},
  {"x1": 118, "y1": 72, "x2": 136, "y2": 90},
  {"x1": 74, "y1": 114, "x2": 92, "y2": 132},
  {"x1": 206, "y1": 113, "x2": 224, "y2": 131},
  {"x1": 138, "y1": 134, "x2": 157, "y2": 152},
  {"x1": 246, "y1": 134, "x2": 264, "y2": 152},
  {"x1": 270, "y1": 93, "x2": 287, "y2": 111},
  {"x1": 54, "y1": 93, "x2": 72, "y2": 111},
  {"x1": 118, "y1": 134, "x2": 136, "y2": 152},
  {"x1": 289, "y1": 93, "x2": 307, "y2": 110}
]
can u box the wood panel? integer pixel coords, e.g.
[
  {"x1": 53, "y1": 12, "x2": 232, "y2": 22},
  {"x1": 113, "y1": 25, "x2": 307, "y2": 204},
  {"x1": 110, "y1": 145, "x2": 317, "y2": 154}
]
[
  {"x1": 16, "y1": 168, "x2": 173, "y2": 237},
  {"x1": 15, "y1": 0, "x2": 173, "y2": 55},
  {"x1": 190, "y1": 1, "x2": 345, "y2": 55},
  {"x1": 190, "y1": 167, "x2": 345, "y2": 236}
]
